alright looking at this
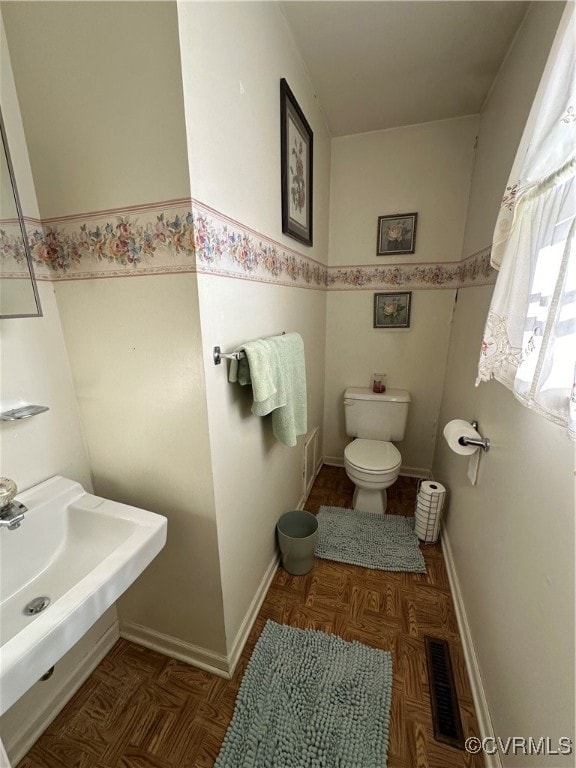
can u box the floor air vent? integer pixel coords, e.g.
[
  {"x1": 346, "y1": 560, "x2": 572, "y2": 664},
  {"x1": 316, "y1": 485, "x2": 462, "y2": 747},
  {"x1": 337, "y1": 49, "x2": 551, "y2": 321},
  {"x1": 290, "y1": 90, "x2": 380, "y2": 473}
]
[{"x1": 424, "y1": 636, "x2": 465, "y2": 749}]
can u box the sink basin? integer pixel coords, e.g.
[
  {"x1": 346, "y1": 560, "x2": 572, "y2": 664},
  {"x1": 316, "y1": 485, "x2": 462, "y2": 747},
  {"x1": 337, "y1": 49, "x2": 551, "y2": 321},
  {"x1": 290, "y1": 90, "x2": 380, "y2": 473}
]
[{"x1": 0, "y1": 476, "x2": 167, "y2": 715}]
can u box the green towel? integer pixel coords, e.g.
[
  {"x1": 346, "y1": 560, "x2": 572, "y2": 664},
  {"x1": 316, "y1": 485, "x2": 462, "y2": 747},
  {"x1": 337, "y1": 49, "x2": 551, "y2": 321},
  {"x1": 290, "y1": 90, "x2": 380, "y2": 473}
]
[
  {"x1": 228, "y1": 332, "x2": 307, "y2": 447},
  {"x1": 229, "y1": 339, "x2": 286, "y2": 414}
]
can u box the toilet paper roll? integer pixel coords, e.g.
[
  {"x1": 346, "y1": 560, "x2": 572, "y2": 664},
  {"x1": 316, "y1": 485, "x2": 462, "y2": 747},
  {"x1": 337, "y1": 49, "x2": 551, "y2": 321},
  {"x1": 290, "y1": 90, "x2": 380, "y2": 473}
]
[
  {"x1": 419, "y1": 480, "x2": 446, "y2": 497},
  {"x1": 443, "y1": 419, "x2": 481, "y2": 456}
]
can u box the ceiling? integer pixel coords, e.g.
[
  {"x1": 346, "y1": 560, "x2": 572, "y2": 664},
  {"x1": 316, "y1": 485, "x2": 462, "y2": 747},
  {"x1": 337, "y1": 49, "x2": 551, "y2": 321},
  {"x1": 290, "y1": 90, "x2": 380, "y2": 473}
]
[{"x1": 280, "y1": 1, "x2": 530, "y2": 136}]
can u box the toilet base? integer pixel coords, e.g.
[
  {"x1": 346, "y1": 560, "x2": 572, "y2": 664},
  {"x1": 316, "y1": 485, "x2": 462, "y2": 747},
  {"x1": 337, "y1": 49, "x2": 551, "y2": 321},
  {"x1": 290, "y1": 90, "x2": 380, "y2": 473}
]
[{"x1": 352, "y1": 486, "x2": 388, "y2": 515}]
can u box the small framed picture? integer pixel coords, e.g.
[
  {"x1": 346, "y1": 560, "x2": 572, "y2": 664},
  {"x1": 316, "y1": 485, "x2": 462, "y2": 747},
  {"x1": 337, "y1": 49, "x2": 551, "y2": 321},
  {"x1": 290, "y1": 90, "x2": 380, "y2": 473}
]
[
  {"x1": 374, "y1": 292, "x2": 412, "y2": 328},
  {"x1": 377, "y1": 212, "x2": 417, "y2": 255},
  {"x1": 280, "y1": 78, "x2": 313, "y2": 246}
]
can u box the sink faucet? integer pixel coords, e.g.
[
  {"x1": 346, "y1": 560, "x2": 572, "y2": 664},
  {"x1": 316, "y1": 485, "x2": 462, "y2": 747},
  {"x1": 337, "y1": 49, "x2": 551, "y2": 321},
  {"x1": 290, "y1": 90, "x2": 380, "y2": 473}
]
[
  {"x1": 0, "y1": 477, "x2": 26, "y2": 530},
  {"x1": 0, "y1": 500, "x2": 27, "y2": 529}
]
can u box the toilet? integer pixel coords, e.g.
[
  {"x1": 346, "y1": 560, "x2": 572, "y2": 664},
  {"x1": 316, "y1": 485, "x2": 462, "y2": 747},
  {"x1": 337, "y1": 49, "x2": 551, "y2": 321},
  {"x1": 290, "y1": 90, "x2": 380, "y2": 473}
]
[{"x1": 343, "y1": 387, "x2": 411, "y2": 514}]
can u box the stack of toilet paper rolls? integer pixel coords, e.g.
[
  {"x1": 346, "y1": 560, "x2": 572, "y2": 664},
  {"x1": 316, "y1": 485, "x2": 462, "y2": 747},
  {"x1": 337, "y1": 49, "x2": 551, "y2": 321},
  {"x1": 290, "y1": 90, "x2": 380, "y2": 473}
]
[{"x1": 414, "y1": 480, "x2": 446, "y2": 543}]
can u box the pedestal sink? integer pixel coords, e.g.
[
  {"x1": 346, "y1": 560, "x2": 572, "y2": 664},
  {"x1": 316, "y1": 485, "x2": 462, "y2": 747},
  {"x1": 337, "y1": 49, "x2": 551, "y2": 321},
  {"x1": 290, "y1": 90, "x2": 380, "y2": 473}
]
[{"x1": 0, "y1": 476, "x2": 167, "y2": 715}]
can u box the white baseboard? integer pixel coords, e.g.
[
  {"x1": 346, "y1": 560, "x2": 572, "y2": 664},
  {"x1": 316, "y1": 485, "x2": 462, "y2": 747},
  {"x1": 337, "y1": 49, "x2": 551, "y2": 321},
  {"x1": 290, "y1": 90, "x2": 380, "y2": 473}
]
[
  {"x1": 400, "y1": 465, "x2": 431, "y2": 479},
  {"x1": 6, "y1": 621, "x2": 119, "y2": 766},
  {"x1": 322, "y1": 456, "x2": 344, "y2": 467},
  {"x1": 121, "y1": 552, "x2": 280, "y2": 681},
  {"x1": 441, "y1": 528, "x2": 500, "y2": 768},
  {"x1": 119, "y1": 620, "x2": 231, "y2": 678},
  {"x1": 226, "y1": 551, "x2": 279, "y2": 676}
]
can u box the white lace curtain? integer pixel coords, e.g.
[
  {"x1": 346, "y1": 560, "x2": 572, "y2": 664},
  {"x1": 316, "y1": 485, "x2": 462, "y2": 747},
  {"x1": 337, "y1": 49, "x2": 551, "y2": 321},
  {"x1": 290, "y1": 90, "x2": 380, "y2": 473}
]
[{"x1": 477, "y1": 3, "x2": 576, "y2": 440}]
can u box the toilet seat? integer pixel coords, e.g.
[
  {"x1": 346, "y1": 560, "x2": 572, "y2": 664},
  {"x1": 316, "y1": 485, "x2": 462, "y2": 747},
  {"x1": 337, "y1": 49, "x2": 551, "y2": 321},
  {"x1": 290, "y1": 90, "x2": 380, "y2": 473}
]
[{"x1": 344, "y1": 439, "x2": 401, "y2": 473}]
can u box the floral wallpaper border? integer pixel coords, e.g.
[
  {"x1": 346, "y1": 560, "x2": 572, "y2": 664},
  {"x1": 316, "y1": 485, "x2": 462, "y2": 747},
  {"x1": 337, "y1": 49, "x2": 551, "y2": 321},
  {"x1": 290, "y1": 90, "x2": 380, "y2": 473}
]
[
  {"x1": 11, "y1": 199, "x2": 196, "y2": 281},
  {"x1": 192, "y1": 201, "x2": 327, "y2": 289},
  {"x1": 1, "y1": 199, "x2": 496, "y2": 290},
  {"x1": 327, "y1": 248, "x2": 494, "y2": 291}
]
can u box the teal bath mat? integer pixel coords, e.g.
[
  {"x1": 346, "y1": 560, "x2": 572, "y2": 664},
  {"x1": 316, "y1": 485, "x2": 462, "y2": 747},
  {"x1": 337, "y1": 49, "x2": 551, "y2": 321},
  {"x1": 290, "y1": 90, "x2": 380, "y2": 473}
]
[
  {"x1": 215, "y1": 620, "x2": 393, "y2": 768},
  {"x1": 315, "y1": 506, "x2": 426, "y2": 572}
]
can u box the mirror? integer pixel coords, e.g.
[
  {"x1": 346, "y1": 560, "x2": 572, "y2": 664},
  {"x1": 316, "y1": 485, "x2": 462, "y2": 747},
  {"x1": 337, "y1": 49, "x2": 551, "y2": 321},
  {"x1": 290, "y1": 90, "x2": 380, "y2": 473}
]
[{"x1": 0, "y1": 108, "x2": 42, "y2": 318}]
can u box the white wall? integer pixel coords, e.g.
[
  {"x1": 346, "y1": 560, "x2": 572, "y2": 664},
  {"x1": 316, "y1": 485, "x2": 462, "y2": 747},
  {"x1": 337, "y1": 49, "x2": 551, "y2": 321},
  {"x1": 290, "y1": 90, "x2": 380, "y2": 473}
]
[
  {"x1": 324, "y1": 117, "x2": 478, "y2": 471},
  {"x1": 433, "y1": 4, "x2": 575, "y2": 764},
  {"x1": 178, "y1": 1, "x2": 331, "y2": 655}
]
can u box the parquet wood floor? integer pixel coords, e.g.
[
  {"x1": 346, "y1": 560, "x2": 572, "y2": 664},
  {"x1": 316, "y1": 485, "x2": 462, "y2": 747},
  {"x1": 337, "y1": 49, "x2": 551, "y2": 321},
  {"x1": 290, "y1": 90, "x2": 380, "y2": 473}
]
[{"x1": 17, "y1": 466, "x2": 484, "y2": 768}]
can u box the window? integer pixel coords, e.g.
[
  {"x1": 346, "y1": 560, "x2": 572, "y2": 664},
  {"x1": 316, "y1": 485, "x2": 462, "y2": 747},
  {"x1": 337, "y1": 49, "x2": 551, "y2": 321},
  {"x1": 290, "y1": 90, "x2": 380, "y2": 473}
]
[{"x1": 477, "y1": 4, "x2": 576, "y2": 440}]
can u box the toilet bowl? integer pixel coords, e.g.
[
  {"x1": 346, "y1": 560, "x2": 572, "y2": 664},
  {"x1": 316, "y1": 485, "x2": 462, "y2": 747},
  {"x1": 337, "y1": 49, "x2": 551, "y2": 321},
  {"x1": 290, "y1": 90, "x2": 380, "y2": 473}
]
[
  {"x1": 343, "y1": 387, "x2": 410, "y2": 514},
  {"x1": 344, "y1": 438, "x2": 402, "y2": 514}
]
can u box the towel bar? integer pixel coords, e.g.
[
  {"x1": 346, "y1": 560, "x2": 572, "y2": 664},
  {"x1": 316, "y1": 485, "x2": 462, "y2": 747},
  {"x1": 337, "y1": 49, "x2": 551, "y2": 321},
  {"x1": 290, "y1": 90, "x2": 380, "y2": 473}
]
[
  {"x1": 214, "y1": 333, "x2": 286, "y2": 365},
  {"x1": 213, "y1": 346, "x2": 246, "y2": 365}
]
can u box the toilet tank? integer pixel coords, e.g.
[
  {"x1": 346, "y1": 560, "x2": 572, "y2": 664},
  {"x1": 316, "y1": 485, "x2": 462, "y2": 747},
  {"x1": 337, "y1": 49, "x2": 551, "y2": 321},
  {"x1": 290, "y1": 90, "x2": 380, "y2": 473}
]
[{"x1": 344, "y1": 387, "x2": 410, "y2": 441}]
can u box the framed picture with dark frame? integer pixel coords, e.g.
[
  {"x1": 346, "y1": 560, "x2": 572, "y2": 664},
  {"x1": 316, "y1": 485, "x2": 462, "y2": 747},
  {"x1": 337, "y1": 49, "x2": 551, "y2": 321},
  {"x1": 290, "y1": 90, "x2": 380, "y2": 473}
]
[
  {"x1": 280, "y1": 78, "x2": 313, "y2": 246},
  {"x1": 374, "y1": 292, "x2": 412, "y2": 328},
  {"x1": 377, "y1": 212, "x2": 418, "y2": 255}
]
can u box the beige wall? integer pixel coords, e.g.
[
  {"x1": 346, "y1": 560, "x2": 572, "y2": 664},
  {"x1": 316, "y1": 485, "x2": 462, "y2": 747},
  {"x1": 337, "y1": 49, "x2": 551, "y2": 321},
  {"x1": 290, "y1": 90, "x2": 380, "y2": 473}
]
[
  {"x1": 0, "y1": 9, "x2": 90, "y2": 492},
  {"x1": 462, "y1": 2, "x2": 566, "y2": 258},
  {"x1": 324, "y1": 117, "x2": 478, "y2": 471},
  {"x1": 2, "y1": 0, "x2": 227, "y2": 660},
  {"x1": 324, "y1": 288, "x2": 456, "y2": 473},
  {"x1": 2, "y1": 1, "x2": 190, "y2": 218},
  {"x1": 0, "y1": 16, "x2": 38, "y2": 220},
  {"x1": 199, "y1": 276, "x2": 327, "y2": 652},
  {"x1": 54, "y1": 275, "x2": 226, "y2": 654},
  {"x1": 178, "y1": 1, "x2": 331, "y2": 653},
  {"x1": 329, "y1": 116, "x2": 478, "y2": 267},
  {"x1": 0, "y1": 282, "x2": 92, "y2": 493},
  {"x1": 0, "y1": 14, "x2": 113, "y2": 760},
  {"x1": 179, "y1": 1, "x2": 331, "y2": 264},
  {"x1": 433, "y1": 3, "x2": 575, "y2": 763}
]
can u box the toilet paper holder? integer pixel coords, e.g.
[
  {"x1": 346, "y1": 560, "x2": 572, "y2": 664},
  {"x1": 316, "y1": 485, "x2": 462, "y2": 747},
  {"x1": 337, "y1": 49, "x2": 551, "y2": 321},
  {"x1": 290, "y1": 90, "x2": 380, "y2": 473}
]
[{"x1": 458, "y1": 420, "x2": 490, "y2": 452}]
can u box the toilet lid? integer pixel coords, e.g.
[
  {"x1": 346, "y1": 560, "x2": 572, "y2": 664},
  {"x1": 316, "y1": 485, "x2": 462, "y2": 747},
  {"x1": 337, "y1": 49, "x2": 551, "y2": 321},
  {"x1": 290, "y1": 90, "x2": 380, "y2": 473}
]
[{"x1": 345, "y1": 439, "x2": 401, "y2": 472}]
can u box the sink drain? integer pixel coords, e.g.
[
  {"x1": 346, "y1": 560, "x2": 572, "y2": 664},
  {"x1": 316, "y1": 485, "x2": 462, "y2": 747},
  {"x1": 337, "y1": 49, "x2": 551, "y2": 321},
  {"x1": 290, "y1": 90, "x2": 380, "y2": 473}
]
[{"x1": 23, "y1": 596, "x2": 51, "y2": 615}]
